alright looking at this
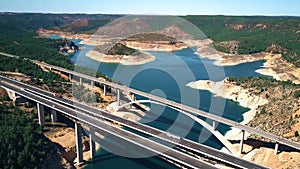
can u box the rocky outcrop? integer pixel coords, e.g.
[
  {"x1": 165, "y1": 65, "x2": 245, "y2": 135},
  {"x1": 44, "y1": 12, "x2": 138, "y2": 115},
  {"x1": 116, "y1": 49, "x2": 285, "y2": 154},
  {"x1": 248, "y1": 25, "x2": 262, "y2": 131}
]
[
  {"x1": 122, "y1": 41, "x2": 187, "y2": 52},
  {"x1": 57, "y1": 41, "x2": 79, "y2": 55},
  {"x1": 187, "y1": 79, "x2": 269, "y2": 140},
  {"x1": 86, "y1": 50, "x2": 155, "y2": 65},
  {"x1": 256, "y1": 54, "x2": 300, "y2": 84}
]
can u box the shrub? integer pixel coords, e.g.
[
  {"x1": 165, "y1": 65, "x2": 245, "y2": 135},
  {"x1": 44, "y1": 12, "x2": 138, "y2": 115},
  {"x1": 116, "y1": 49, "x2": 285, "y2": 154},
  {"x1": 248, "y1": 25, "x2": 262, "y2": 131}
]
[{"x1": 294, "y1": 90, "x2": 300, "y2": 98}]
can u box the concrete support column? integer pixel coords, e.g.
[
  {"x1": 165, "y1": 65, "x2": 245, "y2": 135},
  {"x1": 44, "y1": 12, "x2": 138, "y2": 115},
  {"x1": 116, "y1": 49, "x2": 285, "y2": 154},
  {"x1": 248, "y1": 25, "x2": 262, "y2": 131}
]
[
  {"x1": 103, "y1": 85, "x2": 106, "y2": 96},
  {"x1": 75, "y1": 122, "x2": 83, "y2": 164},
  {"x1": 89, "y1": 127, "x2": 96, "y2": 159},
  {"x1": 131, "y1": 93, "x2": 135, "y2": 108},
  {"x1": 117, "y1": 89, "x2": 120, "y2": 106},
  {"x1": 239, "y1": 130, "x2": 245, "y2": 154},
  {"x1": 69, "y1": 74, "x2": 72, "y2": 80},
  {"x1": 212, "y1": 121, "x2": 217, "y2": 131},
  {"x1": 79, "y1": 77, "x2": 82, "y2": 85},
  {"x1": 50, "y1": 109, "x2": 57, "y2": 123},
  {"x1": 91, "y1": 81, "x2": 94, "y2": 87},
  {"x1": 37, "y1": 103, "x2": 45, "y2": 126},
  {"x1": 274, "y1": 142, "x2": 279, "y2": 155}
]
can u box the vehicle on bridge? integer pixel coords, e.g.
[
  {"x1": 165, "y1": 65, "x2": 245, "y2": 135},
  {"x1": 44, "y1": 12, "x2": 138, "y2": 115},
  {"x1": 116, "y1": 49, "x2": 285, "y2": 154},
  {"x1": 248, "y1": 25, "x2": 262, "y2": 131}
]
[
  {"x1": 166, "y1": 132, "x2": 181, "y2": 140},
  {"x1": 54, "y1": 93, "x2": 62, "y2": 98}
]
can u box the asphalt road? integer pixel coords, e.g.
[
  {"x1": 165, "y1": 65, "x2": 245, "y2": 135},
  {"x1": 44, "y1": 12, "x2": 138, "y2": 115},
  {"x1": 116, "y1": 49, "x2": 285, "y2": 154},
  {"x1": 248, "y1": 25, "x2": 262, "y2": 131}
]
[
  {"x1": 0, "y1": 75, "x2": 268, "y2": 169},
  {"x1": 0, "y1": 78, "x2": 219, "y2": 169},
  {"x1": 37, "y1": 63, "x2": 300, "y2": 152}
]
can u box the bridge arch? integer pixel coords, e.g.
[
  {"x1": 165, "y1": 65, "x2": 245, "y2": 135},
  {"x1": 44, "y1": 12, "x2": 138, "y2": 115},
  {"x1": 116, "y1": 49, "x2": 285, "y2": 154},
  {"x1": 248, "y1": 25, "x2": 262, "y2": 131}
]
[{"x1": 117, "y1": 99, "x2": 237, "y2": 154}]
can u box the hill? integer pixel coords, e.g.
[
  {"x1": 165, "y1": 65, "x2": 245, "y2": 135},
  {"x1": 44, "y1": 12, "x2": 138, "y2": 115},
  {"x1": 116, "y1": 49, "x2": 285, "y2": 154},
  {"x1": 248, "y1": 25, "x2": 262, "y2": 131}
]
[{"x1": 183, "y1": 15, "x2": 300, "y2": 67}]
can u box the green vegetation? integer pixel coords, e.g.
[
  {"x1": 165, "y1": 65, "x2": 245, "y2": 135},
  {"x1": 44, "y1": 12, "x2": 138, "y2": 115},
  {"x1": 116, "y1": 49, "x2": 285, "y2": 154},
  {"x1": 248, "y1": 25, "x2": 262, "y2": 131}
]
[
  {"x1": 107, "y1": 43, "x2": 140, "y2": 56},
  {"x1": 0, "y1": 13, "x2": 119, "y2": 34},
  {"x1": 0, "y1": 36, "x2": 74, "y2": 69},
  {"x1": 183, "y1": 16, "x2": 300, "y2": 67},
  {"x1": 0, "y1": 13, "x2": 115, "y2": 94},
  {"x1": 0, "y1": 13, "x2": 119, "y2": 69},
  {"x1": 228, "y1": 76, "x2": 300, "y2": 140},
  {"x1": 0, "y1": 54, "x2": 70, "y2": 93},
  {"x1": 0, "y1": 55, "x2": 65, "y2": 82},
  {"x1": 294, "y1": 90, "x2": 300, "y2": 98},
  {"x1": 60, "y1": 19, "x2": 112, "y2": 34},
  {"x1": 73, "y1": 84, "x2": 104, "y2": 103},
  {"x1": 0, "y1": 101, "x2": 51, "y2": 169},
  {"x1": 125, "y1": 33, "x2": 176, "y2": 42},
  {"x1": 295, "y1": 131, "x2": 300, "y2": 137},
  {"x1": 228, "y1": 76, "x2": 296, "y2": 90},
  {"x1": 74, "y1": 65, "x2": 113, "y2": 82}
]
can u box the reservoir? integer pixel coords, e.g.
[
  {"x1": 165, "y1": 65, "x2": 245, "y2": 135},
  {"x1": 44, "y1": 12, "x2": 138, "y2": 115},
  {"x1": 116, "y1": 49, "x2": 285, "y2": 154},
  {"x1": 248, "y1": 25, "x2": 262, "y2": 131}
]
[{"x1": 49, "y1": 35, "x2": 265, "y2": 168}]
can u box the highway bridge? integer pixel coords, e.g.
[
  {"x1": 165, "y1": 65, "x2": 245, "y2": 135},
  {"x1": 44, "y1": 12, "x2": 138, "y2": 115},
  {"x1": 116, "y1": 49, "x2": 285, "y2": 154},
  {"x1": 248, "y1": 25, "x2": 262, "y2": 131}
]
[
  {"x1": 0, "y1": 77, "x2": 218, "y2": 169},
  {"x1": 0, "y1": 75, "x2": 269, "y2": 169},
  {"x1": 32, "y1": 60, "x2": 300, "y2": 156},
  {"x1": 1, "y1": 51, "x2": 299, "y2": 167}
]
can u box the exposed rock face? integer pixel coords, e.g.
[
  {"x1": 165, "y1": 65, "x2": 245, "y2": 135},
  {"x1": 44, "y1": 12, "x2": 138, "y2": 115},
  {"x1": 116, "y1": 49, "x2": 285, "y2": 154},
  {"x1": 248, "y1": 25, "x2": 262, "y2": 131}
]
[
  {"x1": 0, "y1": 87, "x2": 8, "y2": 98},
  {"x1": 215, "y1": 40, "x2": 240, "y2": 54},
  {"x1": 256, "y1": 54, "x2": 300, "y2": 84},
  {"x1": 266, "y1": 44, "x2": 288, "y2": 54},
  {"x1": 157, "y1": 25, "x2": 194, "y2": 40},
  {"x1": 86, "y1": 50, "x2": 155, "y2": 65},
  {"x1": 44, "y1": 126, "x2": 95, "y2": 168},
  {"x1": 122, "y1": 33, "x2": 188, "y2": 51},
  {"x1": 122, "y1": 41, "x2": 187, "y2": 52},
  {"x1": 57, "y1": 41, "x2": 79, "y2": 55}
]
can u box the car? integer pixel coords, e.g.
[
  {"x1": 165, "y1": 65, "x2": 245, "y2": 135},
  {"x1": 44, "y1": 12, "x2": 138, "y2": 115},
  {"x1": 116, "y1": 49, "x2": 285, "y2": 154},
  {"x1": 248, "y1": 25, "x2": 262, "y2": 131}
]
[{"x1": 166, "y1": 132, "x2": 180, "y2": 140}]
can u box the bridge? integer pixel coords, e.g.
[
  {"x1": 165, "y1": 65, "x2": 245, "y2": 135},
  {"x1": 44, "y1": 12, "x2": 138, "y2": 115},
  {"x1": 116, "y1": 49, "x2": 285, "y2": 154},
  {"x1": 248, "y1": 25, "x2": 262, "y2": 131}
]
[
  {"x1": 32, "y1": 60, "x2": 300, "y2": 156},
  {"x1": 0, "y1": 75, "x2": 269, "y2": 169},
  {"x1": 1, "y1": 51, "x2": 299, "y2": 168}
]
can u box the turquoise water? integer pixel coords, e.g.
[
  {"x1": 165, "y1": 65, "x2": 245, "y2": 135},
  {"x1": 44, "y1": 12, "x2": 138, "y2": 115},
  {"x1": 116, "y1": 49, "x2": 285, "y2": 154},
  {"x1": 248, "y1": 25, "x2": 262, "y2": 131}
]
[{"x1": 49, "y1": 35, "x2": 265, "y2": 168}]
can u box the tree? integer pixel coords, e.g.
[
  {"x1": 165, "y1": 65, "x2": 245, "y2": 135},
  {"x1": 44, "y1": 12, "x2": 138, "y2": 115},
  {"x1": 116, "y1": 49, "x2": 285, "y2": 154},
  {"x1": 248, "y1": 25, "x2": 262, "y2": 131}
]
[{"x1": 294, "y1": 90, "x2": 300, "y2": 98}]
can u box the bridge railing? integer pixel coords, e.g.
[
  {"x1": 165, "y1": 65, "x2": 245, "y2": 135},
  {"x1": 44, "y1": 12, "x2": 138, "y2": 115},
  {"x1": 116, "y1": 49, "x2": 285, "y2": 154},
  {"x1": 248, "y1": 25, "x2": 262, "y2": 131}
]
[{"x1": 36, "y1": 61, "x2": 300, "y2": 151}]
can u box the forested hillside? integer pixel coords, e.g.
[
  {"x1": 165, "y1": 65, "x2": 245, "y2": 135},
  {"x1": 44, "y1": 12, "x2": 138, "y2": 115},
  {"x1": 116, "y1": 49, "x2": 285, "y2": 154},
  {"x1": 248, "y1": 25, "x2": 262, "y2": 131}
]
[
  {"x1": 1, "y1": 13, "x2": 299, "y2": 68},
  {"x1": 0, "y1": 13, "x2": 120, "y2": 69},
  {"x1": 0, "y1": 98, "x2": 52, "y2": 169},
  {"x1": 184, "y1": 15, "x2": 300, "y2": 67}
]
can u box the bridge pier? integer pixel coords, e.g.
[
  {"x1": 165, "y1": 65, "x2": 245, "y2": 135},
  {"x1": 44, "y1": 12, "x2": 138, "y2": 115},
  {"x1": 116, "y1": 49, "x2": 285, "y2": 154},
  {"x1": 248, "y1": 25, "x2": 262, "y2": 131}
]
[
  {"x1": 79, "y1": 77, "x2": 82, "y2": 85},
  {"x1": 37, "y1": 103, "x2": 45, "y2": 126},
  {"x1": 212, "y1": 121, "x2": 217, "y2": 130},
  {"x1": 50, "y1": 109, "x2": 57, "y2": 123},
  {"x1": 89, "y1": 127, "x2": 96, "y2": 159},
  {"x1": 3, "y1": 88, "x2": 20, "y2": 102},
  {"x1": 69, "y1": 74, "x2": 72, "y2": 81},
  {"x1": 239, "y1": 130, "x2": 245, "y2": 154},
  {"x1": 131, "y1": 93, "x2": 136, "y2": 108},
  {"x1": 274, "y1": 142, "x2": 279, "y2": 155},
  {"x1": 75, "y1": 122, "x2": 83, "y2": 164},
  {"x1": 91, "y1": 81, "x2": 94, "y2": 87},
  {"x1": 117, "y1": 89, "x2": 120, "y2": 106},
  {"x1": 103, "y1": 85, "x2": 106, "y2": 96}
]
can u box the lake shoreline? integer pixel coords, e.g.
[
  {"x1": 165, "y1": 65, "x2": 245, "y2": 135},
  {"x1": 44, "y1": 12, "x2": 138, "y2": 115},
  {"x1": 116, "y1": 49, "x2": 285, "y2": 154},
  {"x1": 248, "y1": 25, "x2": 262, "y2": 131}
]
[
  {"x1": 41, "y1": 29, "x2": 300, "y2": 84},
  {"x1": 86, "y1": 50, "x2": 155, "y2": 66},
  {"x1": 187, "y1": 79, "x2": 269, "y2": 140}
]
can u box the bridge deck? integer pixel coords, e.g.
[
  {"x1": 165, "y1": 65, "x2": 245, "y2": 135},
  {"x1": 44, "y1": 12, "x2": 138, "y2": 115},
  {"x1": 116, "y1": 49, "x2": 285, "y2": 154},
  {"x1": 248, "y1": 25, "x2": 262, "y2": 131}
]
[
  {"x1": 0, "y1": 75, "x2": 268, "y2": 169},
  {"x1": 34, "y1": 62, "x2": 300, "y2": 152}
]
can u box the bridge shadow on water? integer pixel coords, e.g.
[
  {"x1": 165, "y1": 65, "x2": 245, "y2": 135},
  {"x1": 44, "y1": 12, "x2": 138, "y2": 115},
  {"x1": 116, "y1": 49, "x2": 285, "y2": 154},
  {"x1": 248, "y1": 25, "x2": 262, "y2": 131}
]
[
  {"x1": 230, "y1": 139, "x2": 300, "y2": 154},
  {"x1": 87, "y1": 153, "x2": 119, "y2": 163},
  {"x1": 87, "y1": 153, "x2": 172, "y2": 169}
]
